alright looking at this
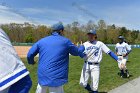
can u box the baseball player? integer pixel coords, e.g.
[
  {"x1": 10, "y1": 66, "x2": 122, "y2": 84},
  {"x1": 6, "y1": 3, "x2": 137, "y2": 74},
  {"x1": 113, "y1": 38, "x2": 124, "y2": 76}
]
[
  {"x1": 0, "y1": 28, "x2": 32, "y2": 93},
  {"x1": 115, "y1": 36, "x2": 132, "y2": 78},
  {"x1": 78, "y1": 30, "x2": 120, "y2": 93},
  {"x1": 27, "y1": 23, "x2": 83, "y2": 93}
]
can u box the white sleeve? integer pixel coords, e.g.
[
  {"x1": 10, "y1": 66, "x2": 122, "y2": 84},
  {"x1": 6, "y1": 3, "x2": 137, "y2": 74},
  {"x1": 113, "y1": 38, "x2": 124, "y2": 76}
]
[
  {"x1": 125, "y1": 43, "x2": 131, "y2": 51},
  {"x1": 101, "y1": 42, "x2": 111, "y2": 54},
  {"x1": 115, "y1": 44, "x2": 118, "y2": 53}
]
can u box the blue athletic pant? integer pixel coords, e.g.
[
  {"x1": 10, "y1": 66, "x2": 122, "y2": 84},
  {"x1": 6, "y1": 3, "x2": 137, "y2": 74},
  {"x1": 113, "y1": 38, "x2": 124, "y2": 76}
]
[{"x1": 8, "y1": 75, "x2": 32, "y2": 93}]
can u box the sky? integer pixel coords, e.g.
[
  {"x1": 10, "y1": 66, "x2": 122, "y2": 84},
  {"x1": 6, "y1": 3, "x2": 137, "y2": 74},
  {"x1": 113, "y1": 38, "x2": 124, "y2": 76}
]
[{"x1": 0, "y1": 0, "x2": 140, "y2": 30}]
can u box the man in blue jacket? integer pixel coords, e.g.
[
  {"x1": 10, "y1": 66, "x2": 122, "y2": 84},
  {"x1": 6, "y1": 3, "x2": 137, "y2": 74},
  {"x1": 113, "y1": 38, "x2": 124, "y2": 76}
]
[{"x1": 27, "y1": 23, "x2": 81, "y2": 93}]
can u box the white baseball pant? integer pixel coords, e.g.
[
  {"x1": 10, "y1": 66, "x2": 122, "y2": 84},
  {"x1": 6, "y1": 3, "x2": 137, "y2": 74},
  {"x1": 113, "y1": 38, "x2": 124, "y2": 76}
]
[
  {"x1": 118, "y1": 56, "x2": 127, "y2": 70},
  {"x1": 79, "y1": 63, "x2": 100, "y2": 91},
  {"x1": 36, "y1": 84, "x2": 64, "y2": 93}
]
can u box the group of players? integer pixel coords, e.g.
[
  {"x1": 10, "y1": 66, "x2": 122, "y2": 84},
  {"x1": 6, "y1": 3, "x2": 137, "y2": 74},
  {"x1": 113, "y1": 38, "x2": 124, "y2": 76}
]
[
  {"x1": 79, "y1": 30, "x2": 131, "y2": 93},
  {"x1": 0, "y1": 23, "x2": 131, "y2": 93}
]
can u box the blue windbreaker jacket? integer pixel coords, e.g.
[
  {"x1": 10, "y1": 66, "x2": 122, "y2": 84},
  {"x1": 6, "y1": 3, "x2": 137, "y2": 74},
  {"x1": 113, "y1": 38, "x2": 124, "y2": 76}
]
[{"x1": 27, "y1": 32, "x2": 80, "y2": 87}]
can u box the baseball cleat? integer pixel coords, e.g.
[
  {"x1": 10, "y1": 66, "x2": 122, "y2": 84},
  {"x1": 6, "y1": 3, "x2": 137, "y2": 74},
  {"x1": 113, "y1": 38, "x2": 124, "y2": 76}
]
[
  {"x1": 85, "y1": 84, "x2": 92, "y2": 92},
  {"x1": 126, "y1": 72, "x2": 130, "y2": 78},
  {"x1": 120, "y1": 75, "x2": 124, "y2": 78}
]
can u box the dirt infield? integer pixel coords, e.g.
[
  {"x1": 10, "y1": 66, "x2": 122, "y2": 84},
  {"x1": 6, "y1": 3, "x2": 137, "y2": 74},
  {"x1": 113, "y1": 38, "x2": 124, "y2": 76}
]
[{"x1": 14, "y1": 46, "x2": 31, "y2": 58}]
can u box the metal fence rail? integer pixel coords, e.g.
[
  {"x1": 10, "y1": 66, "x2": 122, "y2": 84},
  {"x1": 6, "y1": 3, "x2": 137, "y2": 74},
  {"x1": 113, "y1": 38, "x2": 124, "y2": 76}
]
[
  {"x1": 106, "y1": 44, "x2": 140, "y2": 48},
  {"x1": 12, "y1": 43, "x2": 34, "y2": 46},
  {"x1": 12, "y1": 43, "x2": 140, "y2": 48},
  {"x1": 13, "y1": 43, "x2": 140, "y2": 58}
]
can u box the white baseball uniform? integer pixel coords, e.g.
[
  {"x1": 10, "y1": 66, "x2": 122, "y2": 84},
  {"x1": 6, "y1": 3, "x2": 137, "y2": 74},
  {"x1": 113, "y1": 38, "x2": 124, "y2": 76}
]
[
  {"x1": 36, "y1": 84, "x2": 64, "y2": 93},
  {"x1": 115, "y1": 42, "x2": 131, "y2": 69},
  {"x1": 0, "y1": 28, "x2": 30, "y2": 92},
  {"x1": 80, "y1": 41, "x2": 110, "y2": 91}
]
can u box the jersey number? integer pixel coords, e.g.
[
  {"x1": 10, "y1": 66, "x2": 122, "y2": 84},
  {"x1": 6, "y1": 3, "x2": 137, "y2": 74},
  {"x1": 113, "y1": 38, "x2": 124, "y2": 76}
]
[{"x1": 94, "y1": 49, "x2": 99, "y2": 56}]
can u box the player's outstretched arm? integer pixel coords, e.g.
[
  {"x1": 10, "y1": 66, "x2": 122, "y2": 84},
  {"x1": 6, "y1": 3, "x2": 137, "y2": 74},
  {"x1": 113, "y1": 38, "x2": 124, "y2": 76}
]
[
  {"x1": 101, "y1": 42, "x2": 119, "y2": 62},
  {"x1": 67, "y1": 39, "x2": 79, "y2": 56},
  {"x1": 27, "y1": 42, "x2": 39, "y2": 64},
  {"x1": 108, "y1": 51, "x2": 119, "y2": 61}
]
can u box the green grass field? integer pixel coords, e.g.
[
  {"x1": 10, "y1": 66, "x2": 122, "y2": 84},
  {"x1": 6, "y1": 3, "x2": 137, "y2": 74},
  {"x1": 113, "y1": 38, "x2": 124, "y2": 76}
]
[{"x1": 22, "y1": 48, "x2": 140, "y2": 93}]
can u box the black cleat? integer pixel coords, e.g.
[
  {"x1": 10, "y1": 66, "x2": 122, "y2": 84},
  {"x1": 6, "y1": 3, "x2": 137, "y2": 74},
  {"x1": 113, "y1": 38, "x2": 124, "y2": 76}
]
[{"x1": 85, "y1": 84, "x2": 92, "y2": 92}]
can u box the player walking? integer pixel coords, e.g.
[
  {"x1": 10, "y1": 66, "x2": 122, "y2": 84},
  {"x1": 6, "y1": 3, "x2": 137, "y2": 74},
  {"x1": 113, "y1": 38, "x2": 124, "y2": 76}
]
[
  {"x1": 115, "y1": 36, "x2": 132, "y2": 78},
  {"x1": 78, "y1": 30, "x2": 120, "y2": 93}
]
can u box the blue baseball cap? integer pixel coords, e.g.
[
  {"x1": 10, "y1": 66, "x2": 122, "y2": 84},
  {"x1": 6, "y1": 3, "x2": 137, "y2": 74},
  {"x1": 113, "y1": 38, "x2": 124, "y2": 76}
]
[
  {"x1": 87, "y1": 29, "x2": 97, "y2": 35},
  {"x1": 52, "y1": 22, "x2": 64, "y2": 31}
]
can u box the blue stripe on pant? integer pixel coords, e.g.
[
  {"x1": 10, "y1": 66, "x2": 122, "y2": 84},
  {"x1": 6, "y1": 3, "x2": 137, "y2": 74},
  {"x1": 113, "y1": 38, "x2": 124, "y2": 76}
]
[
  {"x1": 8, "y1": 75, "x2": 32, "y2": 93},
  {"x1": 0, "y1": 69, "x2": 28, "y2": 87}
]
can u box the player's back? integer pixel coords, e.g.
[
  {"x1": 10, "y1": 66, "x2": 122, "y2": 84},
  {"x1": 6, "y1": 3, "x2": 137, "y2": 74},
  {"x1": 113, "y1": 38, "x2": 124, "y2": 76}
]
[
  {"x1": 38, "y1": 34, "x2": 69, "y2": 64},
  {"x1": 36, "y1": 32, "x2": 79, "y2": 86}
]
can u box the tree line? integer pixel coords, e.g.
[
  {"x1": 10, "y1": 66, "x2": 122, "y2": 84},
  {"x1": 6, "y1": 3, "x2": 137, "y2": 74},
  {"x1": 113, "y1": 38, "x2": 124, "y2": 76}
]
[{"x1": 1, "y1": 20, "x2": 140, "y2": 44}]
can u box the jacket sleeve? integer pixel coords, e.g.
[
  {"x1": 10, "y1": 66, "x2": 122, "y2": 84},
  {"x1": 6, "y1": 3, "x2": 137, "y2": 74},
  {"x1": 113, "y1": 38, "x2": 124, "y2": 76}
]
[
  {"x1": 67, "y1": 40, "x2": 79, "y2": 56},
  {"x1": 78, "y1": 45, "x2": 86, "y2": 58},
  {"x1": 27, "y1": 42, "x2": 39, "y2": 64}
]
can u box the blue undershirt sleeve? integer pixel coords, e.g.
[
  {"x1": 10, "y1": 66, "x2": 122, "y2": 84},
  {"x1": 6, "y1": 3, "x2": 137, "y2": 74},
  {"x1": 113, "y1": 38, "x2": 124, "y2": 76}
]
[{"x1": 108, "y1": 51, "x2": 118, "y2": 61}]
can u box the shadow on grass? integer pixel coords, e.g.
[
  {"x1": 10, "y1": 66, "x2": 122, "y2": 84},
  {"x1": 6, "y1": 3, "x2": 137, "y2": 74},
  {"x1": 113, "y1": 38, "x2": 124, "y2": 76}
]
[
  {"x1": 126, "y1": 74, "x2": 133, "y2": 78},
  {"x1": 127, "y1": 60, "x2": 131, "y2": 63}
]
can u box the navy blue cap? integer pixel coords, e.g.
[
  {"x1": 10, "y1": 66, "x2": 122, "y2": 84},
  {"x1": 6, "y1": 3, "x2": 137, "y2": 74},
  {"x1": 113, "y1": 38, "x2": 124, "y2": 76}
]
[
  {"x1": 52, "y1": 22, "x2": 64, "y2": 31},
  {"x1": 87, "y1": 29, "x2": 97, "y2": 35}
]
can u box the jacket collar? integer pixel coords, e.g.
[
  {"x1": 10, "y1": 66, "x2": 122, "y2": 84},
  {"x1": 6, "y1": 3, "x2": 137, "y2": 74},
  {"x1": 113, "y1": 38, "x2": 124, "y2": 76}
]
[{"x1": 51, "y1": 32, "x2": 60, "y2": 36}]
